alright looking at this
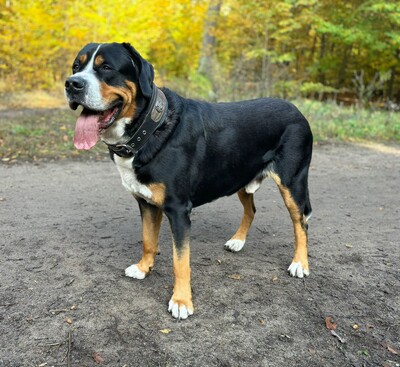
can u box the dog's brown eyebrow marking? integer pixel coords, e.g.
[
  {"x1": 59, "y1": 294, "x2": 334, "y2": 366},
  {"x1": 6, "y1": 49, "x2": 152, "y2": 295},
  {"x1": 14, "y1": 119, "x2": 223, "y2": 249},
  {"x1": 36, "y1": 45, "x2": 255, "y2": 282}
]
[
  {"x1": 79, "y1": 54, "x2": 87, "y2": 64},
  {"x1": 95, "y1": 55, "x2": 104, "y2": 67}
]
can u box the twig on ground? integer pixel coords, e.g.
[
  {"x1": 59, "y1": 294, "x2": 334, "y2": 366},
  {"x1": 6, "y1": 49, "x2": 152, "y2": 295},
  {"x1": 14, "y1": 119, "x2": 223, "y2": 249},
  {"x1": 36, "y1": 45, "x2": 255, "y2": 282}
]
[{"x1": 67, "y1": 329, "x2": 72, "y2": 367}]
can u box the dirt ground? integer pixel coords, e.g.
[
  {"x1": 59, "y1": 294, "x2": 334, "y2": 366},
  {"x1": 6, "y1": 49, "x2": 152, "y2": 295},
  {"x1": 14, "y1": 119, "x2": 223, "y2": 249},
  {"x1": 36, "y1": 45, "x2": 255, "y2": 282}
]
[{"x1": 0, "y1": 143, "x2": 399, "y2": 367}]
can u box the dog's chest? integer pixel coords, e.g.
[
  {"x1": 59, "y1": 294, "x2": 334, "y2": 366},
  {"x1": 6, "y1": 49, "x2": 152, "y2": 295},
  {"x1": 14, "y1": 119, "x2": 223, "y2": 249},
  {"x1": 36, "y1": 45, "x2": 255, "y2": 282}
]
[{"x1": 114, "y1": 156, "x2": 152, "y2": 201}]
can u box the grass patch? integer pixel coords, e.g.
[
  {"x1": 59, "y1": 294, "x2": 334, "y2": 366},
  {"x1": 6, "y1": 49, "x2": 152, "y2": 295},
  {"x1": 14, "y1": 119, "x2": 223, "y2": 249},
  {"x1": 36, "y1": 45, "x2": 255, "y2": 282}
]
[
  {"x1": 0, "y1": 91, "x2": 398, "y2": 163},
  {"x1": 296, "y1": 99, "x2": 400, "y2": 142},
  {"x1": 0, "y1": 109, "x2": 108, "y2": 162},
  {"x1": 0, "y1": 86, "x2": 66, "y2": 110}
]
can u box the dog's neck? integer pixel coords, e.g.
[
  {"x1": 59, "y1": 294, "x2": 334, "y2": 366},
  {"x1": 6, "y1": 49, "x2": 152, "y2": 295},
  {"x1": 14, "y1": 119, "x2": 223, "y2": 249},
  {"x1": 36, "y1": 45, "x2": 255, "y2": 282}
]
[{"x1": 101, "y1": 85, "x2": 168, "y2": 158}]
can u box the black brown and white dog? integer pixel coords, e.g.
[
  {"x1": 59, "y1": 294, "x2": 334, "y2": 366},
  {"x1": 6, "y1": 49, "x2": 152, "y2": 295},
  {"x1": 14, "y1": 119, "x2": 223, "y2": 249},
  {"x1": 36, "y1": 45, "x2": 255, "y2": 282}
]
[{"x1": 65, "y1": 42, "x2": 313, "y2": 319}]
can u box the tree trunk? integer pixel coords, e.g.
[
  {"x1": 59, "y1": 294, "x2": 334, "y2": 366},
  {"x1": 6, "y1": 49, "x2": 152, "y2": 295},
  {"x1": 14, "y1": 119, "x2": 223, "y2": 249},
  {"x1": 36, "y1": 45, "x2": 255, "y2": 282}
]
[
  {"x1": 318, "y1": 34, "x2": 326, "y2": 85},
  {"x1": 261, "y1": 26, "x2": 270, "y2": 97},
  {"x1": 387, "y1": 49, "x2": 399, "y2": 102},
  {"x1": 337, "y1": 45, "x2": 352, "y2": 89},
  {"x1": 198, "y1": 0, "x2": 223, "y2": 82}
]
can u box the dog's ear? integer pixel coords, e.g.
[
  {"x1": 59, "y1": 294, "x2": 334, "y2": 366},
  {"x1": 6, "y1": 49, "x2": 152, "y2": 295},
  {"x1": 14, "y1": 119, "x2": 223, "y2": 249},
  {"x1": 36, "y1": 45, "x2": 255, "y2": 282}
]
[{"x1": 122, "y1": 43, "x2": 154, "y2": 99}]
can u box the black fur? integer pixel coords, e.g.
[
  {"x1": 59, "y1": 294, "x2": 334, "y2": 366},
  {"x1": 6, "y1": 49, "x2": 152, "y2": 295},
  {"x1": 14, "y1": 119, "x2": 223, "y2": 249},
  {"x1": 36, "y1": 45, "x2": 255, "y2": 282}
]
[{"x1": 67, "y1": 42, "x2": 313, "y2": 318}]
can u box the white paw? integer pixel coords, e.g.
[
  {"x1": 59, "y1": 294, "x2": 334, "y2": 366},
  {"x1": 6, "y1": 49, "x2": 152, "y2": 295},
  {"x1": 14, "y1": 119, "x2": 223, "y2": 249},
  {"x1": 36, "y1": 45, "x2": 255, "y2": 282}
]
[
  {"x1": 125, "y1": 264, "x2": 146, "y2": 279},
  {"x1": 168, "y1": 299, "x2": 193, "y2": 320},
  {"x1": 224, "y1": 239, "x2": 245, "y2": 252},
  {"x1": 287, "y1": 262, "x2": 309, "y2": 278}
]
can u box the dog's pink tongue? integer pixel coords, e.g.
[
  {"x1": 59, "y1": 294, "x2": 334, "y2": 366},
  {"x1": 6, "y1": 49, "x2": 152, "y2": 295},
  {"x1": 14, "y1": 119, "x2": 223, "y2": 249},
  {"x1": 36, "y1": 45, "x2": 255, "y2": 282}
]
[{"x1": 73, "y1": 113, "x2": 99, "y2": 150}]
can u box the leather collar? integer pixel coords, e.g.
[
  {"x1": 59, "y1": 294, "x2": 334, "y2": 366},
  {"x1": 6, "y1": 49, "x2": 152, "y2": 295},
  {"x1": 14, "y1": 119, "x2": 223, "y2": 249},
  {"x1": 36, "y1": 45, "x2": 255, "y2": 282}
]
[{"x1": 105, "y1": 85, "x2": 168, "y2": 158}]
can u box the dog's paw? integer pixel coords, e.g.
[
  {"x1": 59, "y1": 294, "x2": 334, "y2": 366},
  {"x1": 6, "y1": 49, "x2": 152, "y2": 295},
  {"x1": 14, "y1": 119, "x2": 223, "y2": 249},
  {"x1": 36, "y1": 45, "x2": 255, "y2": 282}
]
[
  {"x1": 125, "y1": 264, "x2": 146, "y2": 279},
  {"x1": 168, "y1": 298, "x2": 194, "y2": 320},
  {"x1": 287, "y1": 261, "x2": 309, "y2": 278},
  {"x1": 224, "y1": 239, "x2": 245, "y2": 252}
]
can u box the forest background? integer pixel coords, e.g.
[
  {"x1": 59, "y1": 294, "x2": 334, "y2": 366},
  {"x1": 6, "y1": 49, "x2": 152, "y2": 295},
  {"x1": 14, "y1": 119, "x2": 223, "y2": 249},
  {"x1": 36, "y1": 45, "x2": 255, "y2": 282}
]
[
  {"x1": 0, "y1": 0, "x2": 399, "y2": 161},
  {"x1": 1, "y1": 0, "x2": 400, "y2": 102}
]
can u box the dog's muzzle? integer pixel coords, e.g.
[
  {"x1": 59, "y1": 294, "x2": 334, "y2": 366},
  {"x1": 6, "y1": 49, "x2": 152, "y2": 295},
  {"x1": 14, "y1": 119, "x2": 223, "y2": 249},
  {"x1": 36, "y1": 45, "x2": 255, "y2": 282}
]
[{"x1": 65, "y1": 76, "x2": 86, "y2": 107}]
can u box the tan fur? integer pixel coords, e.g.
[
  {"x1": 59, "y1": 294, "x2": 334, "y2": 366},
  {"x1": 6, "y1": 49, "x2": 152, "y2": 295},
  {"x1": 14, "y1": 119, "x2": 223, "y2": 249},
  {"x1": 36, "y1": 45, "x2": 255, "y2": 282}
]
[
  {"x1": 230, "y1": 189, "x2": 255, "y2": 241},
  {"x1": 148, "y1": 183, "x2": 166, "y2": 207},
  {"x1": 271, "y1": 173, "x2": 309, "y2": 272},
  {"x1": 100, "y1": 81, "x2": 137, "y2": 119},
  {"x1": 79, "y1": 54, "x2": 87, "y2": 64},
  {"x1": 171, "y1": 243, "x2": 193, "y2": 313},
  {"x1": 136, "y1": 206, "x2": 163, "y2": 274},
  {"x1": 94, "y1": 55, "x2": 104, "y2": 66}
]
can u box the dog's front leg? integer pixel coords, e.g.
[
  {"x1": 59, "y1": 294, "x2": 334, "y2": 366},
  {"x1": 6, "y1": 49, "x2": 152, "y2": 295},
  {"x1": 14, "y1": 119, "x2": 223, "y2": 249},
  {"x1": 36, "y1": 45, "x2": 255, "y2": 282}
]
[
  {"x1": 125, "y1": 199, "x2": 163, "y2": 279},
  {"x1": 165, "y1": 204, "x2": 193, "y2": 319}
]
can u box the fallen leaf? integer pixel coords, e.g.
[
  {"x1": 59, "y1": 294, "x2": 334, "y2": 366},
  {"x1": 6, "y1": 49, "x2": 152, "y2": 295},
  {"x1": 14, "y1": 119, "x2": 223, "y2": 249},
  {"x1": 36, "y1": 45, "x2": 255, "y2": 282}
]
[
  {"x1": 387, "y1": 345, "x2": 399, "y2": 355},
  {"x1": 345, "y1": 243, "x2": 353, "y2": 248},
  {"x1": 65, "y1": 318, "x2": 73, "y2": 325},
  {"x1": 259, "y1": 318, "x2": 265, "y2": 325},
  {"x1": 70, "y1": 304, "x2": 77, "y2": 310},
  {"x1": 228, "y1": 274, "x2": 241, "y2": 280},
  {"x1": 26, "y1": 315, "x2": 33, "y2": 323},
  {"x1": 352, "y1": 324, "x2": 359, "y2": 330},
  {"x1": 325, "y1": 316, "x2": 337, "y2": 331},
  {"x1": 92, "y1": 352, "x2": 104, "y2": 364},
  {"x1": 272, "y1": 276, "x2": 279, "y2": 282},
  {"x1": 160, "y1": 328, "x2": 172, "y2": 334}
]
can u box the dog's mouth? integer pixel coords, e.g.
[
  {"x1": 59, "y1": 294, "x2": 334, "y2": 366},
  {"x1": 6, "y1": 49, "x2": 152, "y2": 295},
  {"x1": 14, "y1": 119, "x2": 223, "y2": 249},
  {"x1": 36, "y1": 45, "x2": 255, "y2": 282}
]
[{"x1": 71, "y1": 102, "x2": 122, "y2": 150}]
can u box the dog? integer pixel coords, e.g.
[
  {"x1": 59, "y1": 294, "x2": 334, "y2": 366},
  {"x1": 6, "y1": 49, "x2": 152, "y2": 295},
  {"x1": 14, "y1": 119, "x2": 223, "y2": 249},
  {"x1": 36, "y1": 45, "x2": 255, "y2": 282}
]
[{"x1": 65, "y1": 42, "x2": 313, "y2": 319}]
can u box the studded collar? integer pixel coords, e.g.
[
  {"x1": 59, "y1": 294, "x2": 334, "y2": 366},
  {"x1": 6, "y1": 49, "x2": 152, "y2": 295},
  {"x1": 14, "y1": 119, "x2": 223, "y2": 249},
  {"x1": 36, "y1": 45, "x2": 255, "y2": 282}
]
[{"x1": 105, "y1": 85, "x2": 168, "y2": 158}]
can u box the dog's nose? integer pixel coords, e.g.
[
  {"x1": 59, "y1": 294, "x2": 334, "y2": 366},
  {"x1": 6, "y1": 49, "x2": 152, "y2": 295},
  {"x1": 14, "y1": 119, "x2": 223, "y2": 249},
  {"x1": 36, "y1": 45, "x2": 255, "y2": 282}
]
[{"x1": 65, "y1": 76, "x2": 85, "y2": 93}]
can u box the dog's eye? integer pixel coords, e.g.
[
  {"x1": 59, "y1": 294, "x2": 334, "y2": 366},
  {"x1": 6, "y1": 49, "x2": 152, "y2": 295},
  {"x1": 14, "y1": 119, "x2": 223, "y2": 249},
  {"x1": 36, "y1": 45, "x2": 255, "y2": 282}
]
[
  {"x1": 101, "y1": 64, "x2": 112, "y2": 71},
  {"x1": 72, "y1": 63, "x2": 79, "y2": 73}
]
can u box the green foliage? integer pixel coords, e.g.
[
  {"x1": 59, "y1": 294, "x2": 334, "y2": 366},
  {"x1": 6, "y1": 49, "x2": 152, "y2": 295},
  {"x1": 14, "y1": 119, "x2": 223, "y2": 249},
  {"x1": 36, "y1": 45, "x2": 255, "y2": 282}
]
[{"x1": 300, "y1": 83, "x2": 338, "y2": 97}]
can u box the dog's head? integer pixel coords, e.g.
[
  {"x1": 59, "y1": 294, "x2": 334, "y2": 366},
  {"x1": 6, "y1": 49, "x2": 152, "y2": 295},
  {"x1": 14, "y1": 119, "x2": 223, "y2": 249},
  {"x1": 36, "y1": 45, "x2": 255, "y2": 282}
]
[{"x1": 65, "y1": 42, "x2": 154, "y2": 149}]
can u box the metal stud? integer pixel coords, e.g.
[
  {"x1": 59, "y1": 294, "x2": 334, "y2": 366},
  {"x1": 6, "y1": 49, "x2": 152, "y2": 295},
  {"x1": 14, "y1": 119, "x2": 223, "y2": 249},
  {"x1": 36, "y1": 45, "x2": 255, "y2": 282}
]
[
  {"x1": 137, "y1": 137, "x2": 141, "y2": 142},
  {"x1": 143, "y1": 130, "x2": 147, "y2": 135}
]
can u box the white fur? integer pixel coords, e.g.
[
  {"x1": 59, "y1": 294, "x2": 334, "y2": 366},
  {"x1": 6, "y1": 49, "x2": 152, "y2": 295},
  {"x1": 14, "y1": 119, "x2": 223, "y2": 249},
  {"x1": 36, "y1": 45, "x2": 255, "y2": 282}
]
[
  {"x1": 245, "y1": 167, "x2": 273, "y2": 194},
  {"x1": 244, "y1": 180, "x2": 261, "y2": 194},
  {"x1": 288, "y1": 262, "x2": 309, "y2": 278},
  {"x1": 100, "y1": 117, "x2": 131, "y2": 145},
  {"x1": 168, "y1": 299, "x2": 193, "y2": 320},
  {"x1": 224, "y1": 239, "x2": 246, "y2": 252},
  {"x1": 71, "y1": 44, "x2": 107, "y2": 111},
  {"x1": 125, "y1": 264, "x2": 146, "y2": 279},
  {"x1": 113, "y1": 156, "x2": 155, "y2": 203}
]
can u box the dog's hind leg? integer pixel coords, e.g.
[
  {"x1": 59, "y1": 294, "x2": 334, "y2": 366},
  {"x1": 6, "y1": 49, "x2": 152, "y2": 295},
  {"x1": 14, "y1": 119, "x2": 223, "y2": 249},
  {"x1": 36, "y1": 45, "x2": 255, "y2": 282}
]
[
  {"x1": 125, "y1": 199, "x2": 163, "y2": 279},
  {"x1": 224, "y1": 189, "x2": 256, "y2": 252},
  {"x1": 270, "y1": 169, "x2": 311, "y2": 278}
]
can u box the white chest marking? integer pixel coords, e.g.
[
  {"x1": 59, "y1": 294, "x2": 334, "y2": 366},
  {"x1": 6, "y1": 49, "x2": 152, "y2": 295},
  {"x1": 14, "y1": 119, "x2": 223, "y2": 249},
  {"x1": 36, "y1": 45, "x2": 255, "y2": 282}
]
[{"x1": 114, "y1": 156, "x2": 152, "y2": 200}]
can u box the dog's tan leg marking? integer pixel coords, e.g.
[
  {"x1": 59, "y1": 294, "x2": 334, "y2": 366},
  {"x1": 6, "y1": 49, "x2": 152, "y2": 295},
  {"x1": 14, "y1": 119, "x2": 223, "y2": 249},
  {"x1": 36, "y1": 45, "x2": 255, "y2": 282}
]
[
  {"x1": 138, "y1": 204, "x2": 163, "y2": 273},
  {"x1": 125, "y1": 203, "x2": 162, "y2": 279},
  {"x1": 271, "y1": 173, "x2": 309, "y2": 278},
  {"x1": 224, "y1": 189, "x2": 256, "y2": 252},
  {"x1": 168, "y1": 242, "x2": 193, "y2": 319},
  {"x1": 148, "y1": 183, "x2": 166, "y2": 207}
]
